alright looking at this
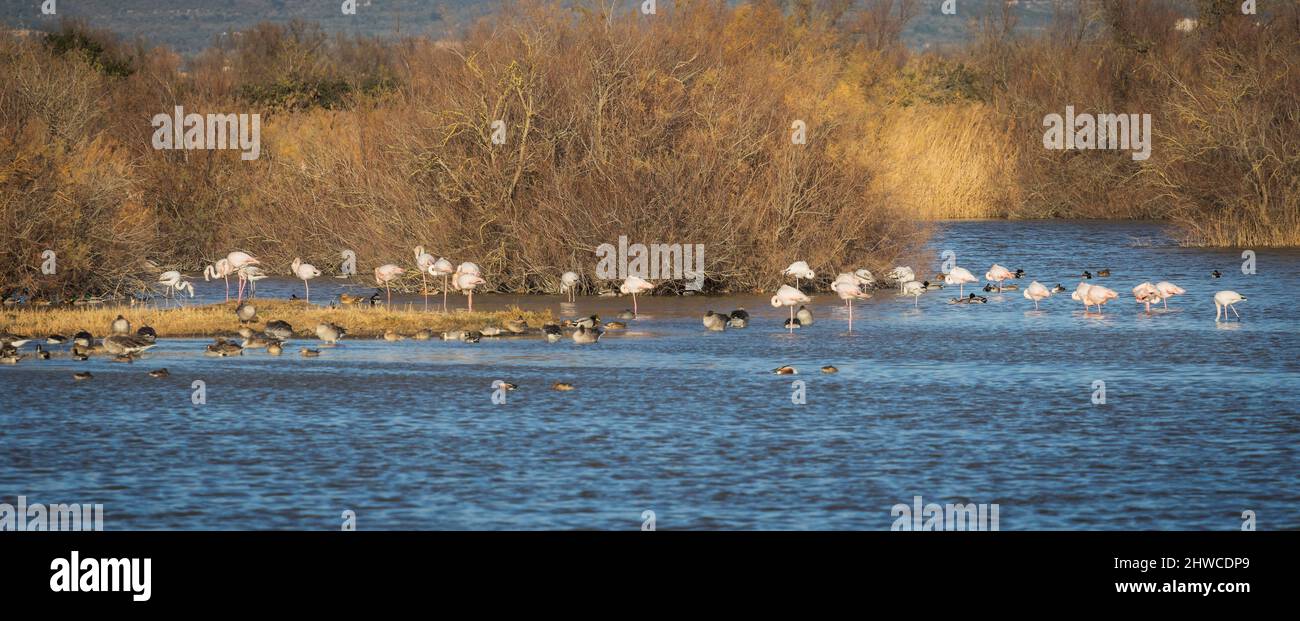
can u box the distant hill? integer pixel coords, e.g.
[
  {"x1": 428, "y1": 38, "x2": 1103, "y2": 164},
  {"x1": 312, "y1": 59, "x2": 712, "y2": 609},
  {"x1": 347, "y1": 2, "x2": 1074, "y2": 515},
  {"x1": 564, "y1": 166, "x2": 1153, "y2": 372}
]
[{"x1": 1, "y1": 0, "x2": 1073, "y2": 56}]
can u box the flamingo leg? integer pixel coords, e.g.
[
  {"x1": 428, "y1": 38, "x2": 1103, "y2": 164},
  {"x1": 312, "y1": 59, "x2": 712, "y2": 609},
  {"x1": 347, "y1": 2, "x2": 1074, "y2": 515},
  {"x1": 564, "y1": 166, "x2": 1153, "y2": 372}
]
[
  {"x1": 1231, "y1": 304, "x2": 1239, "y2": 318},
  {"x1": 386, "y1": 283, "x2": 392, "y2": 307},
  {"x1": 225, "y1": 276, "x2": 230, "y2": 302},
  {"x1": 468, "y1": 290, "x2": 474, "y2": 313},
  {"x1": 304, "y1": 279, "x2": 310, "y2": 303},
  {"x1": 848, "y1": 299, "x2": 853, "y2": 332},
  {"x1": 422, "y1": 273, "x2": 428, "y2": 311},
  {"x1": 632, "y1": 293, "x2": 638, "y2": 317},
  {"x1": 789, "y1": 306, "x2": 794, "y2": 334}
]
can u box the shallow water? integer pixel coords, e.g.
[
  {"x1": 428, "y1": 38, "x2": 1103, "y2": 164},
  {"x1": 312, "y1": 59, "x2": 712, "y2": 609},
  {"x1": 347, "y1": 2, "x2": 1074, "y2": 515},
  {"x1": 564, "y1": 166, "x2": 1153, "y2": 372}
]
[{"x1": 2, "y1": 220, "x2": 1297, "y2": 530}]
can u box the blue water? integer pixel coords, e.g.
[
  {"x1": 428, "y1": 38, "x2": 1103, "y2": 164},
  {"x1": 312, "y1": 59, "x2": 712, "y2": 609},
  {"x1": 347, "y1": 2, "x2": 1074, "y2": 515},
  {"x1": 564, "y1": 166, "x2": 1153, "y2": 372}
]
[{"x1": 1, "y1": 221, "x2": 1297, "y2": 530}]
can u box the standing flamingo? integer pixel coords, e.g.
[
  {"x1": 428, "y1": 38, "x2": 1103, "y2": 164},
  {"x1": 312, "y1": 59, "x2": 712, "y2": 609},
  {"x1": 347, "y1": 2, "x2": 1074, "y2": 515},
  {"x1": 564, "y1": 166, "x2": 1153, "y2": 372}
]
[
  {"x1": 158, "y1": 271, "x2": 194, "y2": 306},
  {"x1": 887, "y1": 266, "x2": 915, "y2": 286},
  {"x1": 1022, "y1": 281, "x2": 1051, "y2": 310},
  {"x1": 204, "y1": 259, "x2": 234, "y2": 301},
  {"x1": 620, "y1": 276, "x2": 654, "y2": 317},
  {"x1": 1154, "y1": 281, "x2": 1186, "y2": 309},
  {"x1": 454, "y1": 271, "x2": 486, "y2": 312},
  {"x1": 413, "y1": 246, "x2": 437, "y2": 311},
  {"x1": 1133, "y1": 282, "x2": 1161, "y2": 314},
  {"x1": 784, "y1": 261, "x2": 815, "y2": 292},
  {"x1": 1073, "y1": 282, "x2": 1117, "y2": 314},
  {"x1": 220, "y1": 252, "x2": 260, "y2": 303},
  {"x1": 900, "y1": 280, "x2": 924, "y2": 307},
  {"x1": 374, "y1": 264, "x2": 406, "y2": 307},
  {"x1": 985, "y1": 264, "x2": 1015, "y2": 292},
  {"x1": 240, "y1": 266, "x2": 268, "y2": 298},
  {"x1": 771, "y1": 284, "x2": 811, "y2": 334},
  {"x1": 831, "y1": 273, "x2": 871, "y2": 331},
  {"x1": 1214, "y1": 290, "x2": 1246, "y2": 322},
  {"x1": 291, "y1": 258, "x2": 321, "y2": 303},
  {"x1": 560, "y1": 271, "x2": 580, "y2": 303},
  {"x1": 944, "y1": 266, "x2": 979, "y2": 298},
  {"x1": 427, "y1": 258, "x2": 454, "y2": 312}
]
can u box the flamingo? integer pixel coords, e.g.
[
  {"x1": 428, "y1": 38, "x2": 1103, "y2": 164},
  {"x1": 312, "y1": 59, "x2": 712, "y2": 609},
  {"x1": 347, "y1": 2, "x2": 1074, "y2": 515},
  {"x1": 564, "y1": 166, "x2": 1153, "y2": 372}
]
[
  {"x1": 1154, "y1": 281, "x2": 1186, "y2": 309},
  {"x1": 985, "y1": 264, "x2": 1015, "y2": 292},
  {"x1": 900, "y1": 280, "x2": 924, "y2": 307},
  {"x1": 831, "y1": 273, "x2": 871, "y2": 331},
  {"x1": 1072, "y1": 282, "x2": 1117, "y2": 314},
  {"x1": 158, "y1": 271, "x2": 194, "y2": 306},
  {"x1": 784, "y1": 261, "x2": 815, "y2": 291},
  {"x1": 887, "y1": 266, "x2": 915, "y2": 285},
  {"x1": 374, "y1": 264, "x2": 406, "y2": 307},
  {"x1": 454, "y1": 271, "x2": 486, "y2": 312},
  {"x1": 1133, "y1": 282, "x2": 1161, "y2": 314},
  {"x1": 427, "y1": 258, "x2": 454, "y2": 312},
  {"x1": 291, "y1": 258, "x2": 321, "y2": 302},
  {"x1": 204, "y1": 259, "x2": 234, "y2": 301},
  {"x1": 222, "y1": 252, "x2": 260, "y2": 303},
  {"x1": 560, "y1": 271, "x2": 580, "y2": 303},
  {"x1": 771, "y1": 284, "x2": 811, "y2": 334},
  {"x1": 1022, "y1": 280, "x2": 1051, "y2": 310},
  {"x1": 944, "y1": 266, "x2": 979, "y2": 298},
  {"x1": 620, "y1": 275, "x2": 654, "y2": 317},
  {"x1": 413, "y1": 246, "x2": 437, "y2": 310},
  {"x1": 1214, "y1": 291, "x2": 1246, "y2": 322},
  {"x1": 240, "y1": 266, "x2": 267, "y2": 298},
  {"x1": 853, "y1": 269, "x2": 876, "y2": 288}
]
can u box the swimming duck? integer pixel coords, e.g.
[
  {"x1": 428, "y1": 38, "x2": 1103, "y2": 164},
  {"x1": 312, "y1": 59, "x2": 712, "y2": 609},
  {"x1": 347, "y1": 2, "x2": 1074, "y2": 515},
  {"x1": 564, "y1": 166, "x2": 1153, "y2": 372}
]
[
  {"x1": 772, "y1": 365, "x2": 797, "y2": 375},
  {"x1": 265, "y1": 320, "x2": 294, "y2": 340},
  {"x1": 1051, "y1": 283, "x2": 1067, "y2": 293},
  {"x1": 383, "y1": 330, "x2": 405, "y2": 342},
  {"x1": 441, "y1": 330, "x2": 466, "y2": 341},
  {"x1": 205, "y1": 338, "x2": 243, "y2": 357},
  {"x1": 462, "y1": 331, "x2": 482, "y2": 344},
  {"x1": 136, "y1": 326, "x2": 157, "y2": 343},
  {"x1": 73, "y1": 331, "x2": 93, "y2": 348},
  {"x1": 35, "y1": 345, "x2": 50, "y2": 360},
  {"x1": 111, "y1": 315, "x2": 131, "y2": 335},
  {"x1": 46, "y1": 334, "x2": 68, "y2": 345},
  {"x1": 617, "y1": 310, "x2": 635, "y2": 320},
  {"x1": 703, "y1": 311, "x2": 727, "y2": 331},
  {"x1": 604, "y1": 321, "x2": 627, "y2": 330},
  {"x1": 241, "y1": 335, "x2": 278, "y2": 349},
  {"x1": 480, "y1": 326, "x2": 502, "y2": 337},
  {"x1": 795, "y1": 305, "x2": 814, "y2": 326},
  {"x1": 339, "y1": 293, "x2": 363, "y2": 305},
  {"x1": 71, "y1": 351, "x2": 88, "y2": 361},
  {"x1": 553, "y1": 382, "x2": 575, "y2": 391},
  {"x1": 72, "y1": 371, "x2": 93, "y2": 380},
  {"x1": 267, "y1": 342, "x2": 283, "y2": 356},
  {"x1": 413, "y1": 329, "x2": 433, "y2": 340},
  {"x1": 0, "y1": 332, "x2": 32, "y2": 348},
  {"x1": 103, "y1": 334, "x2": 156, "y2": 356},
  {"x1": 1211, "y1": 270, "x2": 1222, "y2": 278},
  {"x1": 572, "y1": 325, "x2": 602, "y2": 344},
  {"x1": 728, "y1": 308, "x2": 749, "y2": 328},
  {"x1": 821, "y1": 365, "x2": 838, "y2": 374},
  {"x1": 783, "y1": 317, "x2": 802, "y2": 329},
  {"x1": 495, "y1": 381, "x2": 518, "y2": 392},
  {"x1": 300, "y1": 348, "x2": 321, "y2": 357},
  {"x1": 1097, "y1": 268, "x2": 1111, "y2": 277},
  {"x1": 542, "y1": 324, "x2": 563, "y2": 343},
  {"x1": 983, "y1": 283, "x2": 1019, "y2": 292},
  {"x1": 503, "y1": 318, "x2": 529, "y2": 334},
  {"x1": 148, "y1": 368, "x2": 170, "y2": 378},
  {"x1": 0, "y1": 352, "x2": 24, "y2": 364},
  {"x1": 1013, "y1": 269, "x2": 1026, "y2": 279},
  {"x1": 573, "y1": 315, "x2": 601, "y2": 329},
  {"x1": 1081, "y1": 271, "x2": 1092, "y2": 279},
  {"x1": 921, "y1": 280, "x2": 943, "y2": 290}
]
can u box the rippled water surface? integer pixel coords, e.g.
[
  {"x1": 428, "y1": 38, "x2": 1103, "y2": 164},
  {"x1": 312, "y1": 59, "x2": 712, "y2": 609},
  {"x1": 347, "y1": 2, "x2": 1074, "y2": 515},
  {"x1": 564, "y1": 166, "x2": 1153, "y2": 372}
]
[{"x1": 2, "y1": 221, "x2": 1297, "y2": 530}]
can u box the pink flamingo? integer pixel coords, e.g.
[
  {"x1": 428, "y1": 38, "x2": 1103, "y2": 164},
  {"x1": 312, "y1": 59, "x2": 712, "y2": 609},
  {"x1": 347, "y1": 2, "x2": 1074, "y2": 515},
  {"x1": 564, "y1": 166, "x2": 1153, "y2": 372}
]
[
  {"x1": 1072, "y1": 282, "x2": 1118, "y2": 314},
  {"x1": 1154, "y1": 281, "x2": 1186, "y2": 309},
  {"x1": 291, "y1": 258, "x2": 321, "y2": 303},
  {"x1": 831, "y1": 273, "x2": 871, "y2": 331},
  {"x1": 374, "y1": 264, "x2": 406, "y2": 307},
  {"x1": 454, "y1": 271, "x2": 486, "y2": 312},
  {"x1": 204, "y1": 259, "x2": 234, "y2": 301},
  {"x1": 985, "y1": 264, "x2": 1015, "y2": 292},
  {"x1": 1133, "y1": 282, "x2": 1161, "y2": 314},
  {"x1": 1214, "y1": 290, "x2": 1246, "y2": 322},
  {"x1": 620, "y1": 276, "x2": 654, "y2": 317},
  {"x1": 784, "y1": 261, "x2": 815, "y2": 292},
  {"x1": 944, "y1": 266, "x2": 979, "y2": 298},
  {"x1": 427, "y1": 258, "x2": 454, "y2": 312},
  {"x1": 413, "y1": 246, "x2": 437, "y2": 311},
  {"x1": 560, "y1": 271, "x2": 580, "y2": 303},
  {"x1": 771, "y1": 284, "x2": 811, "y2": 334},
  {"x1": 223, "y1": 252, "x2": 260, "y2": 303},
  {"x1": 1022, "y1": 280, "x2": 1051, "y2": 310}
]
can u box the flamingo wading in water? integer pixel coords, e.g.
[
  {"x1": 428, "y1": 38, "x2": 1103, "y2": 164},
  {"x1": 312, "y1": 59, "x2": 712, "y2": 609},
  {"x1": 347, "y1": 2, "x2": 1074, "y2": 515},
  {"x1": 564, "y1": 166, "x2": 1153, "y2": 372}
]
[
  {"x1": 454, "y1": 270, "x2": 486, "y2": 312},
  {"x1": 944, "y1": 266, "x2": 979, "y2": 298},
  {"x1": 374, "y1": 264, "x2": 406, "y2": 307},
  {"x1": 1154, "y1": 281, "x2": 1186, "y2": 309},
  {"x1": 560, "y1": 271, "x2": 580, "y2": 303},
  {"x1": 158, "y1": 271, "x2": 194, "y2": 306},
  {"x1": 1214, "y1": 291, "x2": 1246, "y2": 322},
  {"x1": 1133, "y1": 282, "x2": 1161, "y2": 315},
  {"x1": 1022, "y1": 281, "x2": 1051, "y2": 310},
  {"x1": 771, "y1": 284, "x2": 811, "y2": 334},
  {"x1": 428, "y1": 258, "x2": 454, "y2": 312},
  {"x1": 620, "y1": 276, "x2": 654, "y2": 317},
  {"x1": 413, "y1": 246, "x2": 437, "y2": 311},
  {"x1": 291, "y1": 258, "x2": 321, "y2": 303},
  {"x1": 985, "y1": 264, "x2": 1015, "y2": 292},
  {"x1": 784, "y1": 261, "x2": 815, "y2": 292},
  {"x1": 831, "y1": 273, "x2": 871, "y2": 331}
]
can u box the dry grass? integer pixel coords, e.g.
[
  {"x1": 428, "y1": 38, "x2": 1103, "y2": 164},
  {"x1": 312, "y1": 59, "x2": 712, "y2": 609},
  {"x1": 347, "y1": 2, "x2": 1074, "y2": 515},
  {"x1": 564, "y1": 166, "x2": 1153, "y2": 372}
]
[{"x1": 1, "y1": 300, "x2": 553, "y2": 339}]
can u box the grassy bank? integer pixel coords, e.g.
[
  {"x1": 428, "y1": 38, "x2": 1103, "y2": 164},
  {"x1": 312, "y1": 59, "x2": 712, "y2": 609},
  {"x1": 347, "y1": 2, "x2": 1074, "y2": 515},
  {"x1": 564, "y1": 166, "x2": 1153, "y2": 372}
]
[{"x1": 2, "y1": 301, "x2": 553, "y2": 339}]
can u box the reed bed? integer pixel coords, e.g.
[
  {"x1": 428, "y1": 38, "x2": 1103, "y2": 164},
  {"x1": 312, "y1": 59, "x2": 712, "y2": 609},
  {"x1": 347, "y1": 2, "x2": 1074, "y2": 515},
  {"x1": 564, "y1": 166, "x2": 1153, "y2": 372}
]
[{"x1": 2, "y1": 300, "x2": 553, "y2": 339}]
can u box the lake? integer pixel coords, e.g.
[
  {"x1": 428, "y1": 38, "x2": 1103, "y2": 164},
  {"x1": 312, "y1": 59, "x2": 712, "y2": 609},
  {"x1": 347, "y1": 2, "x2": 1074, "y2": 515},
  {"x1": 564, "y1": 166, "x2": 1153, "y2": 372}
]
[{"x1": 2, "y1": 220, "x2": 1297, "y2": 530}]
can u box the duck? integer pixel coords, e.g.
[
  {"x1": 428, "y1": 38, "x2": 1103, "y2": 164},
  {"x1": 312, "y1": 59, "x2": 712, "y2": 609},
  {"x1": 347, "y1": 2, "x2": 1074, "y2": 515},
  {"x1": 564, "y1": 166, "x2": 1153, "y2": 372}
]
[
  {"x1": 235, "y1": 302, "x2": 257, "y2": 324},
  {"x1": 480, "y1": 326, "x2": 502, "y2": 337},
  {"x1": 300, "y1": 348, "x2": 321, "y2": 357},
  {"x1": 1211, "y1": 270, "x2": 1222, "y2": 279},
  {"x1": 148, "y1": 368, "x2": 170, "y2": 378},
  {"x1": 72, "y1": 371, "x2": 93, "y2": 380},
  {"x1": 111, "y1": 315, "x2": 131, "y2": 335},
  {"x1": 238, "y1": 327, "x2": 256, "y2": 339},
  {"x1": 73, "y1": 331, "x2": 93, "y2": 348},
  {"x1": 35, "y1": 345, "x2": 50, "y2": 360},
  {"x1": 495, "y1": 381, "x2": 518, "y2": 392},
  {"x1": 502, "y1": 317, "x2": 529, "y2": 334},
  {"x1": 205, "y1": 338, "x2": 244, "y2": 357},
  {"x1": 604, "y1": 321, "x2": 627, "y2": 330},
  {"x1": 315, "y1": 322, "x2": 347, "y2": 345},
  {"x1": 0, "y1": 331, "x2": 32, "y2": 348},
  {"x1": 0, "y1": 352, "x2": 24, "y2": 364},
  {"x1": 267, "y1": 341, "x2": 283, "y2": 356},
  {"x1": 542, "y1": 324, "x2": 564, "y2": 343},
  {"x1": 783, "y1": 317, "x2": 802, "y2": 329},
  {"x1": 71, "y1": 351, "x2": 89, "y2": 362},
  {"x1": 383, "y1": 330, "x2": 405, "y2": 342},
  {"x1": 983, "y1": 282, "x2": 1019, "y2": 292},
  {"x1": 241, "y1": 335, "x2": 278, "y2": 349},
  {"x1": 1013, "y1": 269, "x2": 1026, "y2": 279},
  {"x1": 462, "y1": 331, "x2": 482, "y2": 344},
  {"x1": 772, "y1": 365, "x2": 797, "y2": 375},
  {"x1": 441, "y1": 330, "x2": 467, "y2": 341},
  {"x1": 553, "y1": 382, "x2": 575, "y2": 391},
  {"x1": 821, "y1": 365, "x2": 838, "y2": 374},
  {"x1": 339, "y1": 293, "x2": 363, "y2": 305},
  {"x1": 109, "y1": 354, "x2": 135, "y2": 364},
  {"x1": 135, "y1": 326, "x2": 157, "y2": 343},
  {"x1": 572, "y1": 325, "x2": 603, "y2": 344},
  {"x1": 728, "y1": 308, "x2": 749, "y2": 328},
  {"x1": 921, "y1": 280, "x2": 943, "y2": 290},
  {"x1": 573, "y1": 315, "x2": 600, "y2": 329},
  {"x1": 616, "y1": 310, "x2": 635, "y2": 320},
  {"x1": 264, "y1": 320, "x2": 294, "y2": 340},
  {"x1": 46, "y1": 334, "x2": 68, "y2": 345},
  {"x1": 1051, "y1": 283, "x2": 1067, "y2": 293},
  {"x1": 1097, "y1": 268, "x2": 1111, "y2": 277},
  {"x1": 1081, "y1": 271, "x2": 1093, "y2": 279},
  {"x1": 795, "y1": 305, "x2": 814, "y2": 326},
  {"x1": 103, "y1": 334, "x2": 157, "y2": 356},
  {"x1": 702, "y1": 311, "x2": 728, "y2": 331},
  {"x1": 413, "y1": 329, "x2": 433, "y2": 340}
]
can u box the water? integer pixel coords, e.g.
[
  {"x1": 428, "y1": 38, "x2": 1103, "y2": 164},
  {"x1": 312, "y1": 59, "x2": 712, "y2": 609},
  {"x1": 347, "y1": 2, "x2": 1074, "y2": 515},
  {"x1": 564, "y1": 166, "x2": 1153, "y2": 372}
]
[{"x1": 2, "y1": 221, "x2": 1297, "y2": 530}]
